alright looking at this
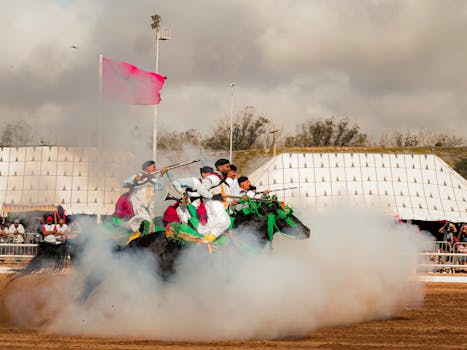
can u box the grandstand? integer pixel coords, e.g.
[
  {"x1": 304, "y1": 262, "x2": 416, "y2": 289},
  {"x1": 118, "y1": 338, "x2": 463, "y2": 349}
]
[
  {"x1": 0, "y1": 146, "x2": 135, "y2": 216},
  {"x1": 248, "y1": 152, "x2": 467, "y2": 223}
]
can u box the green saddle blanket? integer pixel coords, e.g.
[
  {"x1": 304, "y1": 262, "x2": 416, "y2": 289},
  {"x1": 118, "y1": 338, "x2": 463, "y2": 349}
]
[{"x1": 165, "y1": 221, "x2": 230, "y2": 247}]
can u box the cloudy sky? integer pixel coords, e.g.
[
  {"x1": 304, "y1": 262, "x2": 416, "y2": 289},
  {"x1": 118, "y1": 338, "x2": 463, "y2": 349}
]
[{"x1": 0, "y1": 0, "x2": 466, "y2": 149}]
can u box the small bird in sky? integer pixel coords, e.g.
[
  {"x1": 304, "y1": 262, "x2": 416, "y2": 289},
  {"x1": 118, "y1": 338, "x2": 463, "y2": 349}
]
[{"x1": 70, "y1": 45, "x2": 78, "y2": 49}]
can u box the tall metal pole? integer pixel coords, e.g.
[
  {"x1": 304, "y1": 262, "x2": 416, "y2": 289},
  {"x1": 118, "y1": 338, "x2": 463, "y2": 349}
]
[
  {"x1": 270, "y1": 129, "x2": 279, "y2": 157},
  {"x1": 97, "y1": 54, "x2": 103, "y2": 224},
  {"x1": 151, "y1": 16, "x2": 161, "y2": 164},
  {"x1": 229, "y1": 82, "x2": 235, "y2": 161}
]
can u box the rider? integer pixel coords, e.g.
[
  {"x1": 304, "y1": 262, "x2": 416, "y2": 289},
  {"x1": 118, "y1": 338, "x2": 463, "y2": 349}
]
[
  {"x1": 164, "y1": 166, "x2": 213, "y2": 225},
  {"x1": 237, "y1": 176, "x2": 257, "y2": 198},
  {"x1": 123, "y1": 160, "x2": 167, "y2": 236},
  {"x1": 225, "y1": 164, "x2": 240, "y2": 198},
  {"x1": 172, "y1": 165, "x2": 213, "y2": 200},
  {"x1": 196, "y1": 158, "x2": 232, "y2": 242}
]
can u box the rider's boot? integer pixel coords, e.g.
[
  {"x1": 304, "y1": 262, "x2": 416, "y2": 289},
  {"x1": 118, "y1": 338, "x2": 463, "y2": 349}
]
[{"x1": 142, "y1": 220, "x2": 151, "y2": 235}]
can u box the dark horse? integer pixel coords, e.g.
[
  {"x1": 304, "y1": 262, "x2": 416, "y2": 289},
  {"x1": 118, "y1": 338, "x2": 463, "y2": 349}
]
[{"x1": 18, "y1": 199, "x2": 310, "y2": 281}]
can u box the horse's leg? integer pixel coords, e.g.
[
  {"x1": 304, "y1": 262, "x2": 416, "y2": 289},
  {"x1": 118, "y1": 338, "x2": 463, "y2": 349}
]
[
  {"x1": 158, "y1": 243, "x2": 184, "y2": 280},
  {"x1": 79, "y1": 272, "x2": 104, "y2": 303}
]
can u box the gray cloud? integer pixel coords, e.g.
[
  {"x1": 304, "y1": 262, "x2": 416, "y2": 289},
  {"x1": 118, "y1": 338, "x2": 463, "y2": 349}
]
[{"x1": 0, "y1": 0, "x2": 466, "y2": 147}]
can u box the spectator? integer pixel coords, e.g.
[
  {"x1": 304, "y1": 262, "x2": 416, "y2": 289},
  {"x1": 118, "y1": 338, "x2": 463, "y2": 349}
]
[
  {"x1": 42, "y1": 216, "x2": 59, "y2": 244},
  {"x1": 457, "y1": 224, "x2": 467, "y2": 265},
  {"x1": 33, "y1": 217, "x2": 44, "y2": 243},
  {"x1": 457, "y1": 223, "x2": 467, "y2": 243},
  {"x1": 8, "y1": 219, "x2": 25, "y2": 244},
  {"x1": 0, "y1": 223, "x2": 9, "y2": 243},
  {"x1": 438, "y1": 221, "x2": 457, "y2": 252},
  {"x1": 55, "y1": 218, "x2": 70, "y2": 242},
  {"x1": 437, "y1": 221, "x2": 458, "y2": 270}
]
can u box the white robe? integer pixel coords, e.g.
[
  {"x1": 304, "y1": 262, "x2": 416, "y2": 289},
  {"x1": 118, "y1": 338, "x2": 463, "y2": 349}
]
[
  {"x1": 123, "y1": 171, "x2": 165, "y2": 232},
  {"x1": 196, "y1": 199, "x2": 230, "y2": 238},
  {"x1": 196, "y1": 172, "x2": 231, "y2": 239}
]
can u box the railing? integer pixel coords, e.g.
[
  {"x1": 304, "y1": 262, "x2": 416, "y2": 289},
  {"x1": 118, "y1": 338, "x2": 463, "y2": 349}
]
[
  {"x1": 417, "y1": 241, "x2": 467, "y2": 273},
  {"x1": 0, "y1": 241, "x2": 465, "y2": 273},
  {"x1": 0, "y1": 243, "x2": 38, "y2": 262}
]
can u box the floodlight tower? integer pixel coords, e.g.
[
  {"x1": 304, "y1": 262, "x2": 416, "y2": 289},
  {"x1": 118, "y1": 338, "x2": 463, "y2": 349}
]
[
  {"x1": 270, "y1": 129, "x2": 280, "y2": 157},
  {"x1": 229, "y1": 82, "x2": 236, "y2": 162},
  {"x1": 150, "y1": 14, "x2": 170, "y2": 163}
]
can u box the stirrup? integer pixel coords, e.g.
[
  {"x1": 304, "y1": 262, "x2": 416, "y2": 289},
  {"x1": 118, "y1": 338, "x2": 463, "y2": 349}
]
[
  {"x1": 126, "y1": 232, "x2": 141, "y2": 244},
  {"x1": 202, "y1": 233, "x2": 216, "y2": 243}
]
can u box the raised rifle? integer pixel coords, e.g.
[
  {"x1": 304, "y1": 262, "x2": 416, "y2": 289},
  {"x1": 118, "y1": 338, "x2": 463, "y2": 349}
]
[
  {"x1": 140, "y1": 159, "x2": 201, "y2": 180},
  {"x1": 124, "y1": 159, "x2": 201, "y2": 188},
  {"x1": 256, "y1": 186, "x2": 299, "y2": 194},
  {"x1": 223, "y1": 194, "x2": 280, "y2": 203}
]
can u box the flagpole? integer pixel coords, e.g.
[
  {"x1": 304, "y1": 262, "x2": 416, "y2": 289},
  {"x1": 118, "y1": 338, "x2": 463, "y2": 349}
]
[
  {"x1": 150, "y1": 14, "x2": 170, "y2": 164},
  {"x1": 152, "y1": 28, "x2": 160, "y2": 164},
  {"x1": 97, "y1": 54, "x2": 103, "y2": 224}
]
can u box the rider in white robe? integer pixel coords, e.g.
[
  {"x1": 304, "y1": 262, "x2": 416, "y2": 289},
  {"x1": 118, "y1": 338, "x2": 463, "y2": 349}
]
[
  {"x1": 123, "y1": 160, "x2": 166, "y2": 234},
  {"x1": 173, "y1": 166, "x2": 213, "y2": 224},
  {"x1": 196, "y1": 159, "x2": 231, "y2": 242}
]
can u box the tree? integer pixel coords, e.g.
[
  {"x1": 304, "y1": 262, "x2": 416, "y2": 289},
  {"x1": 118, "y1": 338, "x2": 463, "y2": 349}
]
[
  {"x1": 0, "y1": 120, "x2": 37, "y2": 146},
  {"x1": 203, "y1": 106, "x2": 271, "y2": 150},
  {"x1": 284, "y1": 117, "x2": 367, "y2": 147},
  {"x1": 454, "y1": 158, "x2": 467, "y2": 180},
  {"x1": 377, "y1": 129, "x2": 465, "y2": 147},
  {"x1": 157, "y1": 128, "x2": 203, "y2": 151}
]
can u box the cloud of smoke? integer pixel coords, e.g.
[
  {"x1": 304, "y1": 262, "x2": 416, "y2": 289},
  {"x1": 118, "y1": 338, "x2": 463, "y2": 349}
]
[{"x1": 5, "y1": 204, "x2": 433, "y2": 341}]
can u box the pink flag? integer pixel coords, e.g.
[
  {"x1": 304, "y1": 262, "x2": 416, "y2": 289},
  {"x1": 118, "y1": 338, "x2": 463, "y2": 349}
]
[{"x1": 102, "y1": 57, "x2": 166, "y2": 105}]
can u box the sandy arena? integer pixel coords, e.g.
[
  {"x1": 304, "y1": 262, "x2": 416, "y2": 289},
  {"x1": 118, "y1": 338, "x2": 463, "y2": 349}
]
[{"x1": 0, "y1": 273, "x2": 465, "y2": 350}]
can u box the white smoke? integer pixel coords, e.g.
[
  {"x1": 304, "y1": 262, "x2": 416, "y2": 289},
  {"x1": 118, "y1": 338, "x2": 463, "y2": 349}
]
[{"x1": 5, "y1": 204, "x2": 433, "y2": 341}]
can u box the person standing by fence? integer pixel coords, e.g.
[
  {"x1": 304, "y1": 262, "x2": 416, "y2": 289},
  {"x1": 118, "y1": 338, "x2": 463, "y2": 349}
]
[
  {"x1": 55, "y1": 218, "x2": 70, "y2": 242},
  {"x1": 42, "y1": 216, "x2": 59, "y2": 244},
  {"x1": 8, "y1": 219, "x2": 25, "y2": 244},
  {"x1": 0, "y1": 223, "x2": 9, "y2": 243}
]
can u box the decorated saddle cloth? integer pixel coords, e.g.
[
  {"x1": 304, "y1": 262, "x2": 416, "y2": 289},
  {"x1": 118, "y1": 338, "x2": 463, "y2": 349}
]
[
  {"x1": 165, "y1": 203, "x2": 230, "y2": 247},
  {"x1": 107, "y1": 202, "x2": 232, "y2": 247}
]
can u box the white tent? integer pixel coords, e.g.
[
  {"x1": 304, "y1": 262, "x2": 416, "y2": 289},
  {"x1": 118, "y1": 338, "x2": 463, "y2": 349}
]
[
  {"x1": 0, "y1": 146, "x2": 135, "y2": 215},
  {"x1": 248, "y1": 153, "x2": 467, "y2": 222}
]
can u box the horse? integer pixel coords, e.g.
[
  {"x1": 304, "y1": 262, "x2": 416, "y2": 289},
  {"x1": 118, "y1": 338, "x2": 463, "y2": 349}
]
[{"x1": 17, "y1": 198, "x2": 310, "y2": 280}]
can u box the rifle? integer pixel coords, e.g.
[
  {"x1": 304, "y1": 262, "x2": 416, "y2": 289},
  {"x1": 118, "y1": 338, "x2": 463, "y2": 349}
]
[
  {"x1": 124, "y1": 159, "x2": 200, "y2": 188},
  {"x1": 223, "y1": 194, "x2": 280, "y2": 203},
  {"x1": 138, "y1": 159, "x2": 200, "y2": 181},
  {"x1": 256, "y1": 186, "x2": 299, "y2": 194}
]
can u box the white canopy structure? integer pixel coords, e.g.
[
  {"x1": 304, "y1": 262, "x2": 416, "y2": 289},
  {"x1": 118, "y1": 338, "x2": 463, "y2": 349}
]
[
  {"x1": 0, "y1": 146, "x2": 135, "y2": 215},
  {"x1": 249, "y1": 153, "x2": 467, "y2": 223}
]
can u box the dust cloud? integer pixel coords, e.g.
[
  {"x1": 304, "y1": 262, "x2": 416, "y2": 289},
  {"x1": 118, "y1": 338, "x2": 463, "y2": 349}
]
[{"x1": 5, "y1": 204, "x2": 433, "y2": 341}]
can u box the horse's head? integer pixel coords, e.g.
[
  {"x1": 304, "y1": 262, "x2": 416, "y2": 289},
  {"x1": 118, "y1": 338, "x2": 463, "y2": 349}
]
[{"x1": 255, "y1": 200, "x2": 311, "y2": 242}]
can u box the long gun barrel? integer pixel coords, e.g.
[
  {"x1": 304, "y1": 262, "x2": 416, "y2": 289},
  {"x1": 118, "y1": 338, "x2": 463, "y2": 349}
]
[
  {"x1": 124, "y1": 160, "x2": 200, "y2": 188},
  {"x1": 256, "y1": 186, "x2": 299, "y2": 194},
  {"x1": 138, "y1": 159, "x2": 201, "y2": 180},
  {"x1": 223, "y1": 195, "x2": 280, "y2": 203}
]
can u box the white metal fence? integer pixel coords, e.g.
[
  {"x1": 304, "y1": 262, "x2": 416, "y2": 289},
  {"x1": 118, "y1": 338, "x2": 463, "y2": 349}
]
[
  {"x1": 0, "y1": 243, "x2": 38, "y2": 262},
  {"x1": 0, "y1": 241, "x2": 465, "y2": 273},
  {"x1": 417, "y1": 241, "x2": 467, "y2": 273}
]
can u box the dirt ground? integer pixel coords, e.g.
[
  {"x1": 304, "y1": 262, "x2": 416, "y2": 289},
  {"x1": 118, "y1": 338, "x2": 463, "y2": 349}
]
[{"x1": 0, "y1": 273, "x2": 465, "y2": 350}]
